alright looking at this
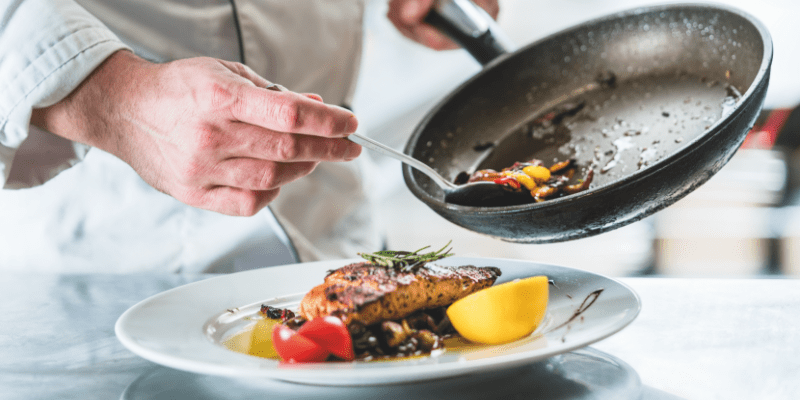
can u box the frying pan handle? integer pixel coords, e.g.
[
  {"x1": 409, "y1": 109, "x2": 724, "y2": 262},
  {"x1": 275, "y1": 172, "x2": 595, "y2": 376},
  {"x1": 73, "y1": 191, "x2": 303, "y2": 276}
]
[{"x1": 424, "y1": 0, "x2": 517, "y2": 65}]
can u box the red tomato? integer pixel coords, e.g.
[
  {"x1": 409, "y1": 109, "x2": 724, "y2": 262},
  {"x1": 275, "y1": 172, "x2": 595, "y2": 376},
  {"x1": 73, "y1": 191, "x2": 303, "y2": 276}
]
[
  {"x1": 297, "y1": 316, "x2": 355, "y2": 361},
  {"x1": 271, "y1": 323, "x2": 329, "y2": 363}
]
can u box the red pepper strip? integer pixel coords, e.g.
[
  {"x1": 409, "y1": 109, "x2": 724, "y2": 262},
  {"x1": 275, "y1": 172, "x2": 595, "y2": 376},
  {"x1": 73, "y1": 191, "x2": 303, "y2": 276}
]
[
  {"x1": 493, "y1": 177, "x2": 521, "y2": 190},
  {"x1": 272, "y1": 323, "x2": 329, "y2": 363}
]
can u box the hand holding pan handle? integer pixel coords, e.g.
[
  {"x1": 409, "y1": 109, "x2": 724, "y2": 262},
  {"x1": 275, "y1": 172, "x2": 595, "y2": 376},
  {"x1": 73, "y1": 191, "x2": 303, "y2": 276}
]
[{"x1": 424, "y1": 0, "x2": 518, "y2": 65}]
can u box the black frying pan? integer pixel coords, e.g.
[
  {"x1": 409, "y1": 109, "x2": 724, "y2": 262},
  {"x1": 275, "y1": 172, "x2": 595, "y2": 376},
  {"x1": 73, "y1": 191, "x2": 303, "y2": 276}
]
[{"x1": 402, "y1": 1, "x2": 772, "y2": 243}]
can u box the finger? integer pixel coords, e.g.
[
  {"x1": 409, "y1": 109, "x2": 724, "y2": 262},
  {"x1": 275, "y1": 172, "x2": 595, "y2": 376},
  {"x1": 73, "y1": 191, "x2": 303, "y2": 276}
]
[
  {"x1": 222, "y1": 123, "x2": 361, "y2": 162},
  {"x1": 217, "y1": 59, "x2": 273, "y2": 89},
  {"x1": 387, "y1": 1, "x2": 458, "y2": 50},
  {"x1": 228, "y1": 87, "x2": 358, "y2": 138},
  {"x1": 390, "y1": 0, "x2": 434, "y2": 25},
  {"x1": 176, "y1": 184, "x2": 280, "y2": 216},
  {"x1": 210, "y1": 158, "x2": 318, "y2": 191},
  {"x1": 475, "y1": 0, "x2": 500, "y2": 19},
  {"x1": 387, "y1": 0, "x2": 497, "y2": 51},
  {"x1": 207, "y1": 186, "x2": 281, "y2": 216},
  {"x1": 389, "y1": 20, "x2": 459, "y2": 51},
  {"x1": 213, "y1": 60, "x2": 346, "y2": 133},
  {"x1": 414, "y1": 25, "x2": 460, "y2": 50}
]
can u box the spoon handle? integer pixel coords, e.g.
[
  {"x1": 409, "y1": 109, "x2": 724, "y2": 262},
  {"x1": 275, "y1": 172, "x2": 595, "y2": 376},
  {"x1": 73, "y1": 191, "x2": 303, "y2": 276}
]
[{"x1": 347, "y1": 133, "x2": 455, "y2": 190}]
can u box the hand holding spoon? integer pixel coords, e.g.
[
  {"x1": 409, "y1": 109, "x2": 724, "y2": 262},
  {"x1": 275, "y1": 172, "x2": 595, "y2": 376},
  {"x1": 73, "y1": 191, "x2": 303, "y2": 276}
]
[{"x1": 263, "y1": 83, "x2": 513, "y2": 207}]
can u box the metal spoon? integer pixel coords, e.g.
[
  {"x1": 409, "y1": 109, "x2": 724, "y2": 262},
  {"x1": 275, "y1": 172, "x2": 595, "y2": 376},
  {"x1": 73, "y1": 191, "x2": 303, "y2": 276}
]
[{"x1": 347, "y1": 133, "x2": 519, "y2": 207}]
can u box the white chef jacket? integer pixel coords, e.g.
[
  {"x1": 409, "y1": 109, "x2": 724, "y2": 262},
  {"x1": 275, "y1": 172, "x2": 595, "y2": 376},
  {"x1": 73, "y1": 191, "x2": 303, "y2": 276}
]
[{"x1": 0, "y1": 0, "x2": 382, "y2": 273}]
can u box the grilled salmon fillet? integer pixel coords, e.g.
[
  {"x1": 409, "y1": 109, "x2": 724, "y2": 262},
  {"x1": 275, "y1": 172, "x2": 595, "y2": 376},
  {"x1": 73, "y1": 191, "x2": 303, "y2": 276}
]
[{"x1": 299, "y1": 262, "x2": 501, "y2": 326}]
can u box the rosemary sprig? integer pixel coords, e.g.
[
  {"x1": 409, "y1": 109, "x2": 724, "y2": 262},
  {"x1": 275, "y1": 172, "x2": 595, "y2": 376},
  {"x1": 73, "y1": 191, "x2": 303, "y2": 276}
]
[{"x1": 358, "y1": 241, "x2": 454, "y2": 270}]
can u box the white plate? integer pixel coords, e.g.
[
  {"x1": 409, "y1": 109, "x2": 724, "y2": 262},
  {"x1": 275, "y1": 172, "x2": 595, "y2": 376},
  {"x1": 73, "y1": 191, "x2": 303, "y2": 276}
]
[{"x1": 115, "y1": 257, "x2": 640, "y2": 385}]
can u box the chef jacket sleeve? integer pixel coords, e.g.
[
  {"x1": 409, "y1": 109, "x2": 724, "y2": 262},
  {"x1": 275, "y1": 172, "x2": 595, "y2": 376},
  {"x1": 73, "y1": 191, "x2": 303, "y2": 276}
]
[{"x1": 0, "y1": 0, "x2": 130, "y2": 189}]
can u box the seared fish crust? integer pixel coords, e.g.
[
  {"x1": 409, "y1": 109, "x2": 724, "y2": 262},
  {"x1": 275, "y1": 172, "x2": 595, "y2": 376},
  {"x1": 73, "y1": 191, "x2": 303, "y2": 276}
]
[{"x1": 299, "y1": 262, "x2": 501, "y2": 326}]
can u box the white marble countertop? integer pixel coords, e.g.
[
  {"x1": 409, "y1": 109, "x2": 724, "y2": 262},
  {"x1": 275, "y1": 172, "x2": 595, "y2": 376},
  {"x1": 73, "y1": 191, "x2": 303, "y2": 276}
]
[
  {"x1": 2, "y1": 273, "x2": 797, "y2": 399},
  {"x1": 595, "y1": 277, "x2": 800, "y2": 399}
]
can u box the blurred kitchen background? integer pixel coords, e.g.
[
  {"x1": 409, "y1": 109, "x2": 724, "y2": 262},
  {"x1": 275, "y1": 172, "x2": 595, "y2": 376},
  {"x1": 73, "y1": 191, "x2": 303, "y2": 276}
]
[{"x1": 350, "y1": 0, "x2": 800, "y2": 278}]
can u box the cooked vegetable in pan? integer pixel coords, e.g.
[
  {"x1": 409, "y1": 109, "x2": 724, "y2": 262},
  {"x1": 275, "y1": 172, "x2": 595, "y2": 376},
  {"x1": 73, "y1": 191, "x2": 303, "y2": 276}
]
[{"x1": 466, "y1": 159, "x2": 593, "y2": 203}]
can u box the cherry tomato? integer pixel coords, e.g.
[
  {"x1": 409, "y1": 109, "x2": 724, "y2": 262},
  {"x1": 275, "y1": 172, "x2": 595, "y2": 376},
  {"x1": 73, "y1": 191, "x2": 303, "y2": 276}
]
[
  {"x1": 271, "y1": 323, "x2": 328, "y2": 363},
  {"x1": 297, "y1": 316, "x2": 355, "y2": 361}
]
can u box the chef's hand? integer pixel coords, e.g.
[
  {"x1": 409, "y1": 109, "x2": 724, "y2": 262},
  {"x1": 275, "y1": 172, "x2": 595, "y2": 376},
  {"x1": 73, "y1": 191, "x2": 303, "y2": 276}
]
[
  {"x1": 387, "y1": 0, "x2": 500, "y2": 50},
  {"x1": 30, "y1": 50, "x2": 361, "y2": 216}
]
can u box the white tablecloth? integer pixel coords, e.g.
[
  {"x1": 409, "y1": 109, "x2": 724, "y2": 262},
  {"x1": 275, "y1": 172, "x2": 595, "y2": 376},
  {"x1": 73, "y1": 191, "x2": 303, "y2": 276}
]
[{"x1": 1, "y1": 273, "x2": 798, "y2": 399}]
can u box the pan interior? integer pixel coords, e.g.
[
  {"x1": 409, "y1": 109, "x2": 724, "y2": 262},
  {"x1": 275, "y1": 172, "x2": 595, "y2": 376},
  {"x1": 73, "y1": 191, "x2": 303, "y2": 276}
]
[
  {"x1": 409, "y1": 6, "x2": 765, "y2": 203},
  {"x1": 470, "y1": 71, "x2": 741, "y2": 188}
]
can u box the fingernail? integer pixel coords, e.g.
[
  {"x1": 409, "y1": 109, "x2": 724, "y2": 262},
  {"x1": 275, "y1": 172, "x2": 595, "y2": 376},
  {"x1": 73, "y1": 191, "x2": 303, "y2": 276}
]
[
  {"x1": 305, "y1": 93, "x2": 323, "y2": 102},
  {"x1": 348, "y1": 114, "x2": 358, "y2": 133},
  {"x1": 347, "y1": 142, "x2": 362, "y2": 160}
]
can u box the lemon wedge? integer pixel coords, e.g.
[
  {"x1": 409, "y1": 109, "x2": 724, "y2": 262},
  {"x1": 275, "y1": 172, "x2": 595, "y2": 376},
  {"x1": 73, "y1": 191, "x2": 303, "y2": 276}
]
[{"x1": 447, "y1": 275, "x2": 549, "y2": 345}]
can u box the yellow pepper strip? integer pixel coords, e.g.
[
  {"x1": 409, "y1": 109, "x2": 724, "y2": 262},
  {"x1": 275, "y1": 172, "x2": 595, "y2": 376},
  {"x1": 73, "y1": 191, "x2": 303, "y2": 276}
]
[
  {"x1": 510, "y1": 173, "x2": 535, "y2": 190},
  {"x1": 522, "y1": 165, "x2": 551, "y2": 184}
]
